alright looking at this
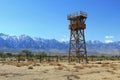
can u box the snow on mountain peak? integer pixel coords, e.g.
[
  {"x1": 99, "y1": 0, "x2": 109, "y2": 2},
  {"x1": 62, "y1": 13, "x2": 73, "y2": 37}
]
[{"x1": 0, "y1": 33, "x2": 10, "y2": 40}]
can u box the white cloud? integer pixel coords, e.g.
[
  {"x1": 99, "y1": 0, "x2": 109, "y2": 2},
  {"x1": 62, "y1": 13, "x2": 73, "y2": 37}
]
[
  {"x1": 105, "y1": 35, "x2": 114, "y2": 43},
  {"x1": 59, "y1": 35, "x2": 69, "y2": 42},
  {"x1": 105, "y1": 36, "x2": 114, "y2": 39},
  {"x1": 60, "y1": 38, "x2": 69, "y2": 42},
  {"x1": 61, "y1": 38, "x2": 65, "y2": 42},
  {"x1": 105, "y1": 40, "x2": 113, "y2": 43}
]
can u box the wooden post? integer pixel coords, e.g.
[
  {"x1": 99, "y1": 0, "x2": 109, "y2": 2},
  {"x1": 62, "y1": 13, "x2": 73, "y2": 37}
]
[
  {"x1": 39, "y1": 56, "x2": 41, "y2": 63},
  {"x1": 56, "y1": 56, "x2": 58, "y2": 62},
  {"x1": 18, "y1": 54, "x2": 20, "y2": 63}
]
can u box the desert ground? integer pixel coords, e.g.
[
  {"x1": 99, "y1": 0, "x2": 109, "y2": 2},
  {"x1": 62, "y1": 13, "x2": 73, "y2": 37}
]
[{"x1": 0, "y1": 60, "x2": 120, "y2": 80}]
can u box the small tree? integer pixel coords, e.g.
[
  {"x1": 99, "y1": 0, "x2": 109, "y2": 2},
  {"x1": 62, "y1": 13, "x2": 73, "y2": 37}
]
[
  {"x1": 100, "y1": 55, "x2": 105, "y2": 61},
  {"x1": 90, "y1": 55, "x2": 96, "y2": 61},
  {"x1": 0, "y1": 52, "x2": 4, "y2": 58},
  {"x1": 21, "y1": 50, "x2": 34, "y2": 60},
  {"x1": 36, "y1": 52, "x2": 47, "y2": 62},
  {"x1": 39, "y1": 52, "x2": 47, "y2": 57},
  {"x1": 6, "y1": 53, "x2": 13, "y2": 58},
  {"x1": 0, "y1": 52, "x2": 7, "y2": 61}
]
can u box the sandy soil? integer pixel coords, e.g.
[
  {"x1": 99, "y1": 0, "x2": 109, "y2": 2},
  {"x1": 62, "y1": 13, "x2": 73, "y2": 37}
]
[{"x1": 0, "y1": 61, "x2": 120, "y2": 80}]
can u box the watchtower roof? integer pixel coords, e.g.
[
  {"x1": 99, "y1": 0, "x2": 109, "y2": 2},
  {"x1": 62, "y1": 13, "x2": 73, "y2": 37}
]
[{"x1": 67, "y1": 11, "x2": 87, "y2": 20}]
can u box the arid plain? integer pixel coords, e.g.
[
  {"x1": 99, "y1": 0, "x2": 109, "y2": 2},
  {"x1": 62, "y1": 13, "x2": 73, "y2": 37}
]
[{"x1": 0, "y1": 60, "x2": 120, "y2": 80}]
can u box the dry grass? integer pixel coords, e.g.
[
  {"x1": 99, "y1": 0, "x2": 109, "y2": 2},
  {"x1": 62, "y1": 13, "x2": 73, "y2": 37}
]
[
  {"x1": 55, "y1": 64, "x2": 68, "y2": 71},
  {"x1": 100, "y1": 63, "x2": 118, "y2": 70},
  {"x1": 73, "y1": 68, "x2": 79, "y2": 72},
  {"x1": 80, "y1": 64, "x2": 99, "y2": 68},
  {"x1": 65, "y1": 74, "x2": 80, "y2": 80},
  {"x1": 106, "y1": 70, "x2": 115, "y2": 74},
  {"x1": 86, "y1": 71, "x2": 100, "y2": 74},
  {"x1": 33, "y1": 63, "x2": 40, "y2": 66},
  {"x1": 42, "y1": 70, "x2": 49, "y2": 73},
  {"x1": 110, "y1": 63, "x2": 118, "y2": 70},
  {"x1": 95, "y1": 62, "x2": 102, "y2": 64},
  {"x1": 57, "y1": 66, "x2": 64, "y2": 70},
  {"x1": 73, "y1": 65, "x2": 84, "y2": 69},
  {"x1": 4, "y1": 61, "x2": 35, "y2": 67},
  {"x1": 112, "y1": 67, "x2": 117, "y2": 70},
  {"x1": 91, "y1": 64, "x2": 99, "y2": 67},
  {"x1": 65, "y1": 67, "x2": 71, "y2": 71},
  {"x1": 110, "y1": 63, "x2": 117, "y2": 67},
  {"x1": 73, "y1": 64, "x2": 99, "y2": 70},
  {"x1": 0, "y1": 60, "x2": 120, "y2": 80},
  {"x1": 16, "y1": 63, "x2": 22, "y2": 67},
  {"x1": 68, "y1": 63, "x2": 76, "y2": 65},
  {"x1": 0, "y1": 73, "x2": 24, "y2": 78},
  {"x1": 15, "y1": 63, "x2": 30, "y2": 67},
  {"x1": 57, "y1": 63, "x2": 62, "y2": 66},
  {"x1": 49, "y1": 62, "x2": 62, "y2": 66},
  {"x1": 72, "y1": 75, "x2": 80, "y2": 79},
  {"x1": 28, "y1": 66, "x2": 33, "y2": 69},
  {"x1": 82, "y1": 64, "x2": 92, "y2": 68},
  {"x1": 0, "y1": 61, "x2": 120, "y2": 80},
  {"x1": 102, "y1": 77, "x2": 110, "y2": 80},
  {"x1": 49, "y1": 62, "x2": 56, "y2": 66},
  {"x1": 117, "y1": 76, "x2": 120, "y2": 78},
  {"x1": 101, "y1": 63, "x2": 109, "y2": 67}
]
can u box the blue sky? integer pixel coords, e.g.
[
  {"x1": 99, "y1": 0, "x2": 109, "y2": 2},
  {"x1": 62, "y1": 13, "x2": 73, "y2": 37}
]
[{"x1": 0, "y1": 0, "x2": 120, "y2": 42}]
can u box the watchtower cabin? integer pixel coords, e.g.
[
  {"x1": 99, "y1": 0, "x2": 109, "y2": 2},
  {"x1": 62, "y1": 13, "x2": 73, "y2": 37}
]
[
  {"x1": 67, "y1": 11, "x2": 88, "y2": 63},
  {"x1": 67, "y1": 11, "x2": 87, "y2": 30}
]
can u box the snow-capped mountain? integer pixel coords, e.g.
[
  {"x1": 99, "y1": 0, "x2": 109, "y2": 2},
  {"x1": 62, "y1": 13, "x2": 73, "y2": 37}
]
[
  {"x1": 0, "y1": 33, "x2": 68, "y2": 52},
  {"x1": 86, "y1": 40, "x2": 120, "y2": 55},
  {"x1": 0, "y1": 33, "x2": 120, "y2": 55}
]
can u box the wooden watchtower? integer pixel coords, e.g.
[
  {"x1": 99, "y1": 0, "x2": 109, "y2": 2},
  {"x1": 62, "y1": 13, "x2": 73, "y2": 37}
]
[{"x1": 67, "y1": 11, "x2": 88, "y2": 63}]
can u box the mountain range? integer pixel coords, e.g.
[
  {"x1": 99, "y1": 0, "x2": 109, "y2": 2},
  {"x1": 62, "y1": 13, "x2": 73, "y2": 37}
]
[
  {"x1": 0, "y1": 33, "x2": 120, "y2": 55},
  {"x1": 0, "y1": 33, "x2": 68, "y2": 53}
]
